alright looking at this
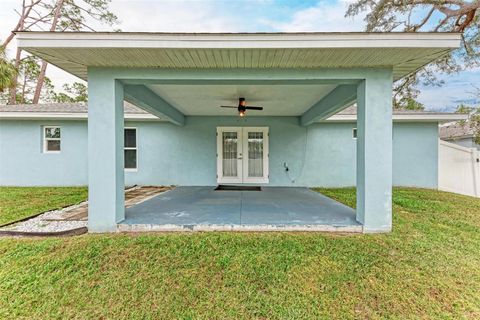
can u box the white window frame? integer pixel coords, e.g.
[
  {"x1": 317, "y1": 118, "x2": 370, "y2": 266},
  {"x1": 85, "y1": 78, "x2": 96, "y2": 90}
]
[
  {"x1": 43, "y1": 126, "x2": 61, "y2": 153},
  {"x1": 124, "y1": 127, "x2": 138, "y2": 172}
]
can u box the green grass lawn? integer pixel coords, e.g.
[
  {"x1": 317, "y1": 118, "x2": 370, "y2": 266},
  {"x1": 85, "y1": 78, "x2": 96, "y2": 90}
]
[
  {"x1": 0, "y1": 187, "x2": 479, "y2": 319},
  {"x1": 0, "y1": 187, "x2": 87, "y2": 226}
]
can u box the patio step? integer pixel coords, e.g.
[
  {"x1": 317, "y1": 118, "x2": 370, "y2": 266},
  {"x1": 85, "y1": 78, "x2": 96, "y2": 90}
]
[{"x1": 117, "y1": 223, "x2": 363, "y2": 233}]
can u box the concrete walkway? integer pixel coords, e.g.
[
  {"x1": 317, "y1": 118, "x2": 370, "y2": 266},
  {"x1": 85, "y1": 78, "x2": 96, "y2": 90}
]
[{"x1": 121, "y1": 187, "x2": 360, "y2": 231}]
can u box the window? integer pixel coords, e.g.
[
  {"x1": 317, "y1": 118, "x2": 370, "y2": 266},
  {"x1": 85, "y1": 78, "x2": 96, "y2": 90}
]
[
  {"x1": 43, "y1": 126, "x2": 61, "y2": 153},
  {"x1": 124, "y1": 128, "x2": 137, "y2": 170},
  {"x1": 352, "y1": 128, "x2": 357, "y2": 139}
]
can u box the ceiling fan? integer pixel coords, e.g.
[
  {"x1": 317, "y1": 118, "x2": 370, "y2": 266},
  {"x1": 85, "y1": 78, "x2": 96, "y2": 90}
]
[{"x1": 221, "y1": 97, "x2": 263, "y2": 117}]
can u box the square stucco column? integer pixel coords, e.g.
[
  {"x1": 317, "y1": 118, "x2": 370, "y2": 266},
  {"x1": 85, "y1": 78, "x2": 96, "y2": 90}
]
[
  {"x1": 356, "y1": 70, "x2": 393, "y2": 233},
  {"x1": 88, "y1": 71, "x2": 125, "y2": 232}
]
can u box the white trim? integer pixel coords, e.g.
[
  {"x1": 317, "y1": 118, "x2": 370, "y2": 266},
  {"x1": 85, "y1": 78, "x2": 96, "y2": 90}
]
[
  {"x1": 326, "y1": 113, "x2": 468, "y2": 123},
  {"x1": 216, "y1": 126, "x2": 269, "y2": 184},
  {"x1": 17, "y1": 32, "x2": 461, "y2": 49},
  {"x1": 0, "y1": 112, "x2": 160, "y2": 121},
  {"x1": 124, "y1": 127, "x2": 138, "y2": 171},
  {"x1": 43, "y1": 125, "x2": 61, "y2": 153},
  {"x1": 0, "y1": 112, "x2": 466, "y2": 123}
]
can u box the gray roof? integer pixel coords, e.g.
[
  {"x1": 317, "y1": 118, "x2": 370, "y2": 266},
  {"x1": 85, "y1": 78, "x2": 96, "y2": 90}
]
[
  {"x1": 0, "y1": 102, "x2": 449, "y2": 116},
  {"x1": 0, "y1": 102, "x2": 147, "y2": 114},
  {"x1": 440, "y1": 121, "x2": 474, "y2": 139},
  {"x1": 338, "y1": 104, "x2": 451, "y2": 116}
]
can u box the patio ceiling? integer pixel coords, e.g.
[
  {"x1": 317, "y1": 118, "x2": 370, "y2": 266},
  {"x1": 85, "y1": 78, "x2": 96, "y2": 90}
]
[
  {"x1": 16, "y1": 32, "x2": 461, "y2": 81},
  {"x1": 147, "y1": 84, "x2": 338, "y2": 116}
]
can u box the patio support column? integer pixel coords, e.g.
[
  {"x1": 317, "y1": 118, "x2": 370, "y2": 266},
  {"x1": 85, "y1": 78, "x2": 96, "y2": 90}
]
[
  {"x1": 87, "y1": 70, "x2": 125, "y2": 232},
  {"x1": 356, "y1": 70, "x2": 393, "y2": 233}
]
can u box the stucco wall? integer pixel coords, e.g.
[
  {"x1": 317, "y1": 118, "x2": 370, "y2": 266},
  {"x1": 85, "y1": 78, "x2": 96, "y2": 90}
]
[
  {"x1": 444, "y1": 137, "x2": 480, "y2": 150},
  {"x1": 0, "y1": 120, "x2": 88, "y2": 186},
  {"x1": 0, "y1": 117, "x2": 439, "y2": 188}
]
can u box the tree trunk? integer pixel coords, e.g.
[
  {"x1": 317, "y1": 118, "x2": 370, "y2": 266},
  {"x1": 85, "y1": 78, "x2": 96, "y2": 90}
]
[
  {"x1": 33, "y1": 60, "x2": 48, "y2": 104},
  {"x1": 32, "y1": 0, "x2": 64, "y2": 104},
  {"x1": 20, "y1": 74, "x2": 27, "y2": 104},
  {"x1": 7, "y1": 0, "x2": 28, "y2": 105},
  {"x1": 8, "y1": 48, "x2": 22, "y2": 104}
]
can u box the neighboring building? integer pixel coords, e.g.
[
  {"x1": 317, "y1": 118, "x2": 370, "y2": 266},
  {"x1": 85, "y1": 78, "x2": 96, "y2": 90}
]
[
  {"x1": 5, "y1": 31, "x2": 462, "y2": 233},
  {"x1": 0, "y1": 102, "x2": 463, "y2": 189},
  {"x1": 440, "y1": 121, "x2": 479, "y2": 150}
]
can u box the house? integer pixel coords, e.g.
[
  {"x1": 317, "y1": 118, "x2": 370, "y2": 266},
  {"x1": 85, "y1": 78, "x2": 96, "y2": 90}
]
[
  {"x1": 440, "y1": 121, "x2": 479, "y2": 150},
  {"x1": 2, "y1": 31, "x2": 463, "y2": 233},
  {"x1": 0, "y1": 102, "x2": 464, "y2": 188}
]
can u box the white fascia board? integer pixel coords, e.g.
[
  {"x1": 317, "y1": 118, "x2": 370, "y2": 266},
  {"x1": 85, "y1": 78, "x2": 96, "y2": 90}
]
[
  {"x1": 0, "y1": 112, "x2": 160, "y2": 121},
  {"x1": 325, "y1": 113, "x2": 468, "y2": 123},
  {"x1": 16, "y1": 32, "x2": 461, "y2": 49},
  {"x1": 0, "y1": 112, "x2": 467, "y2": 123}
]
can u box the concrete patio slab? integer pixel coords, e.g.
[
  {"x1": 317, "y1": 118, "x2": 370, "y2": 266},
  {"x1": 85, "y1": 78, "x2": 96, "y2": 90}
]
[{"x1": 120, "y1": 186, "x2": 361, "y2": 232}]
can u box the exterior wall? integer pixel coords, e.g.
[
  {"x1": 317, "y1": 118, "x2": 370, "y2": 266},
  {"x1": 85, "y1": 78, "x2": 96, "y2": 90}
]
[
  {"x1": 0, "y1": 117, "x2": 439, "y2": 188},
  {"x1": 0, "y1": 120, "x2": 88, "y2": 186},
  {"x1": 444, "y1": 137, "x2": 480, "y2": 150},
  {"x1": 393, "y1": 123, "x2": 439, "y2": 188}
]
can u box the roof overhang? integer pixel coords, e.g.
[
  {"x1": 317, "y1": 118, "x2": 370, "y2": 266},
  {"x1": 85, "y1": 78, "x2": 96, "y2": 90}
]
[
  {"x1": 0, "y1": 111, "x2": 467, "y2": 123},
  {"x1": 0, "y1": 112, "x2": 159, "y2": 121},
  {"x1": 16, "y1": 32, "x2": 461, "y2": 81},
  {"x1": 326, "y1": 112, "x2": 468, "y2": 123}
]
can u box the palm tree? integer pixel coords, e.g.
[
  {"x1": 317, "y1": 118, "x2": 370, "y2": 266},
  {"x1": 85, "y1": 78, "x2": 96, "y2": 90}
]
[{"x1": 0, "y1": 46, "x2": 17, "y2": 93}]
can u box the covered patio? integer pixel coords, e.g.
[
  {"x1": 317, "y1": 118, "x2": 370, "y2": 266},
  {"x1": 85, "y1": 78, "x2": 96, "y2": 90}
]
[
  {"x1": 17, "y1": 32, "x2": 461, "y2": 233},
  {"x1": 120, "y1": 187, "x2": 360, "y2": 232}
]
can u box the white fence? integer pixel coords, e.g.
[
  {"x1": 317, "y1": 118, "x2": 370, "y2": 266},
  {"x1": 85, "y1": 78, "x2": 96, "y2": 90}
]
[{"x1": 439, "y1": 140, "x2": 480, "y2": 198}]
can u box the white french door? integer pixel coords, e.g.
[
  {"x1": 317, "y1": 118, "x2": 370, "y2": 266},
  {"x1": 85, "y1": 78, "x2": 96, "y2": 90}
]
[{"x1": 217, "y1": 127, "x2": 269, "y2": 184}]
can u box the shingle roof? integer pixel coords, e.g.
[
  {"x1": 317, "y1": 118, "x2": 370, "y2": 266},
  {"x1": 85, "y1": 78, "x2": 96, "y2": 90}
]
[
  {"x1": 0, "y1": 101, "x2": 147, "y2": 114},
  {"x1": 0, "y1": 102, "x2": 447, "y2": 116},
  {"x1": 337, "y1": 104, "x2": 450, "y2": 116},
  {"x1": 440, "y1": 122, "x2": 474, "y2": 139}
]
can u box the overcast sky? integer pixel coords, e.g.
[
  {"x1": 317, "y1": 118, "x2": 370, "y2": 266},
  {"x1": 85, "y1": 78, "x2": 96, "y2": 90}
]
[{"x1": 1, "y1": 0, "x2": 478, "y2": 111}]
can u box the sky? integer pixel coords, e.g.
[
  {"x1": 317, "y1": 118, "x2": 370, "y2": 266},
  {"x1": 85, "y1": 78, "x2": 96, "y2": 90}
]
[{"x1": 0, "y1": 0, "x2": 479, "y2": 111}]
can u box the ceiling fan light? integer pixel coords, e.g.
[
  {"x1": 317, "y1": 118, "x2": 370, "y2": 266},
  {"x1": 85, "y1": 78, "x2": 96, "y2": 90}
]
[{"x1": 239, "y1": 110, "x2": 246, "y2": 117}]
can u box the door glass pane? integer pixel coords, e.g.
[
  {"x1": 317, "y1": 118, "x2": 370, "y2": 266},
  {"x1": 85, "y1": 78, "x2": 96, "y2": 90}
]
[
  {"x1": 222, "y1": 132, "x2": 238, "y2": 177},
  {"x1": 248, "y1": 132, "x2": 263, "y2": 177}
]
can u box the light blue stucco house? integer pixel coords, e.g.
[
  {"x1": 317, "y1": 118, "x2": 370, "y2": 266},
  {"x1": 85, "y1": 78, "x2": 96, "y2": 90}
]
[{"x1": 1, "y1": 31, "x2": 463, "y2": 233}]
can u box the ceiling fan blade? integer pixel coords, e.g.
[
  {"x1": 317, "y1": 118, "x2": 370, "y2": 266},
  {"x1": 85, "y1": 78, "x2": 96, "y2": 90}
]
[
  {"x1": 220, "y1": 106, "x2": 238, "y2": 108},
  {"x1": 245, "y1": 106, "x2": 263, "y2": 110}
]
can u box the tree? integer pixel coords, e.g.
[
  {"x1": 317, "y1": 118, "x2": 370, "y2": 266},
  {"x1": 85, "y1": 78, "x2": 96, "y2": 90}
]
[
  {"x1": 3, "y1": 0, "x2": 118, "y2": 104},
  {"x1": 4, "y1": 0, "x2": 42, "y2": 104},
  {"x1": 346, "y1": 0, "x2": 480, "y2": 109},
  {"x1": 0, "y1": 56, "x2": 55, "y2": 104},
  {"x1": 53, "y1": 82, "x2": 87, "y2": 103},
  {"x1": 403, "y1": 97, "x2": 425, "y2": 111},
  {"x1": 0, "y1": 46, "x2": 17, "y2": 92},
  {"x1": 455, "y1": 103, "x2": 480, "y2": 143},
  {"x1": 31, "y1": 0, "x2": 119, "y2": 103}
]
